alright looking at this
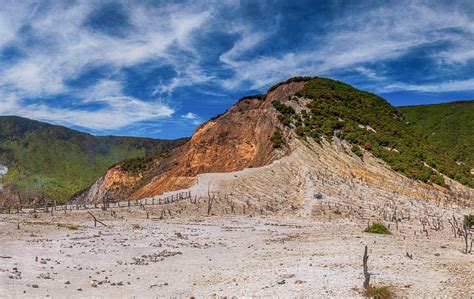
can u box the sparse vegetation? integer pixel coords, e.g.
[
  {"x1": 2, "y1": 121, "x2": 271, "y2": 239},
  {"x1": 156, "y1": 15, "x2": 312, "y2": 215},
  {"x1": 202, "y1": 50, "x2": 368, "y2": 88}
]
[
  {"x1": 270, "y1": 129, "x2": 286, "y2": 148},
  {"x1": 57, "y1": 223, "x2": 79, "y2": 230},
  {"x1": 351, "y1": 145, "x2": 364, "y2": 158},
  {"x1": 119, "y1": 155, "x2": 155, "y2": 175},
  {"x1": 271, "y1": 77, "x2": 472, "y2": 188},
  {"x1": 364, "y1": 223, "x2": 391, "y2": 235},
  {"x1": 272, "y1": 100, "x2": 297, "y2": 127},
  {"x1": 464, "y1": 214, "x2": 474, "y2": 229},
  {"x1": 364, "y1": 285, "x2": 393, "y2": 299},
  {"x1": 238, "y1": 94, "x2": 267, "y2": 102},
  {"x1": 267, "y1": 76, "x2": 312, "y2": 93}
]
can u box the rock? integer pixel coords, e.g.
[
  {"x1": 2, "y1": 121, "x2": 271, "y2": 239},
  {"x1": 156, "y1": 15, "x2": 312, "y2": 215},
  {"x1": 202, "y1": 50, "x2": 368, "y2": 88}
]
[
  {"x1": 65, "y1": 281, "x2": 70, "y2": 284},
  {"x1": 32, "y1": 284, "x2": 39, "y2": 288},
  {"x1": 277, "y1": 280, "x2": 286, "y2": 285},
  {"x1": 314, "y1": 192, "x2": 323, "y2": 199}
]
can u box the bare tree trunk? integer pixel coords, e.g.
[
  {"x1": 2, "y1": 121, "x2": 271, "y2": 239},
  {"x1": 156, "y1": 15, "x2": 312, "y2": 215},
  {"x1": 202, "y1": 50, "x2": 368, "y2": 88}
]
[
  {"x1": 363, "y1": 245, "x2": 370, "y2": 289},
  {"x1": 87, "y1": 212, "x2": 107, "y2": 227}
]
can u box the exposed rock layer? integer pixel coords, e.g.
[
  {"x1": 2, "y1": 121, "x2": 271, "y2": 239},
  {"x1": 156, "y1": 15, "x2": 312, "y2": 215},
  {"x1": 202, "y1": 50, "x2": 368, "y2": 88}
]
[
  {"x1": 76, "y1": 78, "x2": 473, "y2": 204},
  {"x1": 76, "y1": 81, "x2": 306, "y2": 203}
]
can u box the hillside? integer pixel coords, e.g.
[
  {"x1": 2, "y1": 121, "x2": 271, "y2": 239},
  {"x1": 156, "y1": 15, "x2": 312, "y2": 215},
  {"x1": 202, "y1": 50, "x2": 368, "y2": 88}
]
[
  {"x1": 0, "y1": 116, "x2": 185, "y2": 204},
  {"x1": 77, "y1": 77, "x2": 473, "y2": 204},
  {"x1": 398, "y1": 101, "x2": 474, "y2": 171},
  {"x1": 4, "y1": 78, "x2": 473, "y2": 297}
]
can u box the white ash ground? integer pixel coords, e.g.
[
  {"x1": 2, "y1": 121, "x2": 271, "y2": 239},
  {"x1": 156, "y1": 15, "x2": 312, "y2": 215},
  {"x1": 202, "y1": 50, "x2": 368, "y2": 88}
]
[
  {"x1": 1, "y1": 138, "x2": 473, "y2": 297},
  {"x1": 0, "y1": 204, "x2": 472, "y2": 298}
]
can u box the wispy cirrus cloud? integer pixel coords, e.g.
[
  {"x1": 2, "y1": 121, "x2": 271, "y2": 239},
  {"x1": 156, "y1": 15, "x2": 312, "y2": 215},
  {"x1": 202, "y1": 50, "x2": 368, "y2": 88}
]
[
  {"x1": 217, "y1": 1, "x2": 474, "y2": 92},
  {"x1": 1, "y1": 0, "x2": 474, "y2": 138},
  {"x1": 0, "y1": 1, "x2": 211, "y2": 131}
]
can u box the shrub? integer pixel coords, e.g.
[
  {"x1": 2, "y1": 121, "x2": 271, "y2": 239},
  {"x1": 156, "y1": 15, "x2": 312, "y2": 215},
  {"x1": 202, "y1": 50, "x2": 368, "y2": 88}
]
[
  {"x1": 119, "y1": 156, "x2": 154, "y2": 175},
  {"x1": 267, "y1": 76, "x2": 312, "y2": 93},
  {"x1": 66, "y1": 224, "x2": 79, "y2": 230},
  {"x1": 364, "y1": 285, "x2": 393, "y2": 299},
  {"x1": 364, "y1": 223, "x2": 391, "y2": 235},
  {"x1": 271, "y1": 129, "x2": 285, "y2": 148},
  {"x1": 352, "y1": 145, "x2": 364, "y2": 158},
  {"x1": 238, "y1": 94, "x2": 266, "y2": 103},
  {"x1": 464, "y1": 214, "x2": 474, "y2": 228},
  {"x1": 429, "y1": 173, "x2": 448, "y2": 188}
]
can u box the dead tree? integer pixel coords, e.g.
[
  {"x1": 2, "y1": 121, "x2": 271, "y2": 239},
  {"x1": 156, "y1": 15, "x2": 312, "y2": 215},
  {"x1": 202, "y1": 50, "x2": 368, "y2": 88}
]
[
  {"x1": 140, "y1": 203, "x2": 149, "y2": 219},
  {"x1": 448, "y1": 215, "x2": 473, "y2": 254},
  {"x1": 362, "y1": 245, "x2": 371, "y2": 289},
  {"x1": 102, "y1": 193, "x2": 108, "y2": 211},
  {"x1": 462, "y1": 225, "x2": 471, "y2": 254},
  {"x1": 207, "y1": 184, "x2": 214, "y2": 216},
  {"x1": 87, "y1": 212, "x2": 107, "y2": 227}
]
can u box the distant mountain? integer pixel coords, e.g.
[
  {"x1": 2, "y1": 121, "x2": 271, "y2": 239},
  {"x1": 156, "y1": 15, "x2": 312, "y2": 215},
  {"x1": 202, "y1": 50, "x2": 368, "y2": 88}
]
[
  {"x1": 398, "y1": 101, "x2": 474, "y2": 173},
  {"x1": 0, "y1": 116, "x2": 185, "y2": 204},
  {"x1": 78, "y1": 77, "x2": 472, "y2": 204}
]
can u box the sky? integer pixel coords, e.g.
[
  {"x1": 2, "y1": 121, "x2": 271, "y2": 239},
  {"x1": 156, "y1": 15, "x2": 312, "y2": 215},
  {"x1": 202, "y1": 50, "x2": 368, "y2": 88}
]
[{"x1": 0, "y1": 0, "x2": 473, "y2": 139}]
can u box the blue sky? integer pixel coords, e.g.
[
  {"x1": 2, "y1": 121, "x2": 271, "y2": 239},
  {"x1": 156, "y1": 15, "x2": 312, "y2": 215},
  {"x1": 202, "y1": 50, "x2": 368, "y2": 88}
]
[{"x1": 0, "y1": 0, "x2": 473, "y2": 139}]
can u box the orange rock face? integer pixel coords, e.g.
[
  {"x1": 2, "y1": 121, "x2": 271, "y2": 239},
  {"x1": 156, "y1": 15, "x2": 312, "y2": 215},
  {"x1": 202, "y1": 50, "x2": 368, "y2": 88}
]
[{"x1": 95, "y1": 81, "x2": 306, "y2": 201}]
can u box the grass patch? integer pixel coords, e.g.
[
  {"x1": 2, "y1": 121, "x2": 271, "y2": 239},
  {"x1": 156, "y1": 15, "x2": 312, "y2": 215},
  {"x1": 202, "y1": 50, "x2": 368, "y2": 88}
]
[
  {"x1": 364, "y1": 285, "x2": 393, "y2": 299},
  {"x1": 57, "y1": 223, "x2": 79, "y2": 230},
  {"x1": 364, "y1": 223, "x2": 391, "y2": 235},
  {"x1": 24, "y1": 220, "x2": 50, "y2": 226},
  {"x1": 351, "y1": 145, "x2": 364, "y2": 158}
]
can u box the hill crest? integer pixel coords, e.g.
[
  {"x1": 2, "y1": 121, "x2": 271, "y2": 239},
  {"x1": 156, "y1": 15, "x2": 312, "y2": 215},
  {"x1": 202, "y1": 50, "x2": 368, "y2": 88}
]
[{"x1": 76, "y1": 77, "x2": 473, "y2": 204}]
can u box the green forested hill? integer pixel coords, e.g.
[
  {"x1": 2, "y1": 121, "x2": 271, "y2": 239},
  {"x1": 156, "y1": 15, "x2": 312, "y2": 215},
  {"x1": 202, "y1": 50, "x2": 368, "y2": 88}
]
[
  {"x1": 0, "y1": 116, "x2": 185, "y2": 203},
  {"x1": 271, "y1": 77, "x2": 473, "y2": 188},
  {"x1": 398, "y1": 101, "x2": 473, "y2": 170}
]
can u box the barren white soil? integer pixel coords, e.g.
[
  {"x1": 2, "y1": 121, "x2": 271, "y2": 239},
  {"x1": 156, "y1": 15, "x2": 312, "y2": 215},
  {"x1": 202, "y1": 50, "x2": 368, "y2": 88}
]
[
  {"x1": 0, "y1": 206, "x2": 473, "y2": 298},
  {"x1": 1, "y1": 139, "x2": 473, "y2": 298}
]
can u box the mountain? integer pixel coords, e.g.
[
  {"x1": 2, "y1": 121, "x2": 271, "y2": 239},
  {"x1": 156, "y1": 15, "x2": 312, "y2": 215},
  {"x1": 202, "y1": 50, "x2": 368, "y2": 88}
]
[
  {"x1": 77, "y1": 77, "x2": 473, "y2": 204},
  {"x1": 398, "y1": 101, "x2": 474, "y2": 172},
  {"x1": 0, "y1": 116, "x2": 185, "y2": 205}
]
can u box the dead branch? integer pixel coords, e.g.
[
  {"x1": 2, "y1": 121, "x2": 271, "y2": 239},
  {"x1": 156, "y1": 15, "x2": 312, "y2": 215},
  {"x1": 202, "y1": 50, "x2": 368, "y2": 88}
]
[{"x1": 87, "y1": 212, "x2": 107, "y2": 227}]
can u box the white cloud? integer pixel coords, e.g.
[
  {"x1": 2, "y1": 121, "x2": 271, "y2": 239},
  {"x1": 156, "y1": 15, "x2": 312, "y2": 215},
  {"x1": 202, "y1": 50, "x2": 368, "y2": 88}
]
[
  {"x1": 180, "y1": 112, "x2": 202, "y2": 126},
  {"x1": 182, "y1": 112, "x2": 198, "y2": 120},
  {"x1": 83, "y1": 79, "x2": 124, "y2": 100},
  {"x1": 0, "y1": 1, "x2": 211, "y2": 131},
  {"x1": 385, "y1": 79, "x2": 474, "y2": 93},
  {"x1": 0, "y1": 94, "x2": 174, "y2": 131},
  {"x1": 1, "y1": 0, "x2": 474, "y2": 135},
  {"x1": 218, "y1": 1, "x2": 474, "y2": 90}
]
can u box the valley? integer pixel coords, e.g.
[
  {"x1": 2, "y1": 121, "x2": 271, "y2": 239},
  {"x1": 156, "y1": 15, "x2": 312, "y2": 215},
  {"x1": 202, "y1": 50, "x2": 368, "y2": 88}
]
[{"x1": 2, "y1": 2, "x2": 474, "y2": 298}]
